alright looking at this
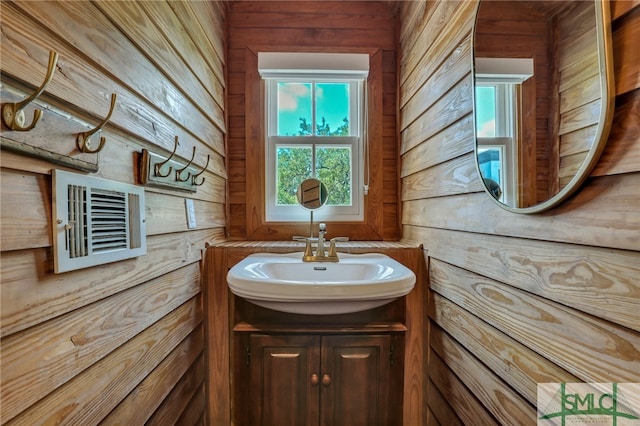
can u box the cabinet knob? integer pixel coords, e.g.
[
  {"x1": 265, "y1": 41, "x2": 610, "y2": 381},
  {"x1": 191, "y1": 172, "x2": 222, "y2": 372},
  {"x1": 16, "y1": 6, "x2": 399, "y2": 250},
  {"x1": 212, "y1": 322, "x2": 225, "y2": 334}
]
[
  {"x1": 322, "y1": 374, "x2": 331, "y2": 386},
  {"x1": 310, "y1": 373, "x2": 319, "y2": 385}
]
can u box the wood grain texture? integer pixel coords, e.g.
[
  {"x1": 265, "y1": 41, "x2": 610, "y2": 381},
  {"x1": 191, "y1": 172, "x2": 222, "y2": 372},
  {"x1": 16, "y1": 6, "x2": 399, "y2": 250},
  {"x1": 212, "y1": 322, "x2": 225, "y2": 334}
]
[
  {"x1": 3, "y1": 2, "x2": 225, "y2": 159},
  {"x1": 400, "y1": 113, "x2": 474, "y2": 178},
  {"x1": 92, "y1": 1, "x2": 225, "y2": 132},
  {"x1": 0, "y1": 1, "x2": 225, "y2": 424},
  {"x1": 409, "y1": 226, "x2": 639, "y2": 332},
  {"x1": 399, "y1": 1, "x2": 640, "y2": 423},
  {"x1": 401, "y1": 76, "x2": 473, "y2": 155},
  {"x1": 6, "y1": 298, "x2": 202, "y2": 425},
  {"x1": 203, "y1": 247, "x2": 231, "y2": 425},
  {"x1": 611, "y1": 0, "x2": 640, "y2": 19},
  {"x1": 138, "y1": 1, "x2": 225, "y2": 107},
  {"x1": 400, "y1": 249, "x2": 427, "y2": 424},
  {"x1": 612, "y1": 5, "x2": 640, "y2": 96},
  {"x1": 166, "y1": 1, "x2": 226, "y2": 85},
  {"x1": 148, "y1": 363, "x2": 206, "y2": 426},
  {"x1": 175, "y1": 384, "x2": 207, "y2": 426},
  {"x1": 430, "y1": 325, "x2": 537, "y2": 425},
  {"x1": 0, "y1": 168, "x2": 225, "y2": 250},
  {"x1": 100, "y1": 330, "x2": 204, "y2": 424},
  {"x1": 402, "y1": 173, "x2": 640, "y2": 251},
  {"x1": 400, "y1": 34, "x2": 471, "y2": 131},
  {"x1": 1, "y1": 266, "x2": 201, "y2": 421},
  {"x1": 399, "y1": 0, "x2": 476, "y2": 104},
  {"x1": 144, "y1": 193, "x2": 226, "y2": 236},
  {"x1": 0, "y1": 169, "x2": 51, "y2": 250},
  {"x1": 593, "y1": 88, "x2": 640, "y2": 176},
  {"x1": 426, "y1": 378, "x2": 462, "y2": 426},
  {"x1": 227, "y1": 1, "x2": 399, "y2": 241},
  {"x1": 402, "y1": 153, "x2": 482, "y2": 200},
  {"x1": 429, "y1": 351, "x2": 499, "y2": 426},
  {"x1": 430, "y1": 259, "x2": 640, "y2": 383},
  {"x1": 1, "y1": 229, "x2": 217, "y2": 338},
  {"x1": 430, "y1": 293, "x2": 580, "y2": 403}
]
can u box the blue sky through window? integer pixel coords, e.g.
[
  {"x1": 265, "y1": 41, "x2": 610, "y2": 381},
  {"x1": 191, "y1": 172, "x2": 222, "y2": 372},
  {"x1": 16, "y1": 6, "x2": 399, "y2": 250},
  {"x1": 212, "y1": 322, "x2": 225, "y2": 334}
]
[
  {"x1": 277, "y1": 82, "x2": 350, "y2": 136},
  {"x1": 475, "y1": 86, "x2": 496, "y2": 137}
]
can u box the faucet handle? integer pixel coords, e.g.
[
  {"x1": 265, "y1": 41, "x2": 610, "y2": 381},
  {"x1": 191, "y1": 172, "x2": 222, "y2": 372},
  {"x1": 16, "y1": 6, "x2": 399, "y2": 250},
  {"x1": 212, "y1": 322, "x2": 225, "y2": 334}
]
[
  {"x1": 328, "y1": 237, "x2": 349, "y2": 258},
  {"x1": 329, "y1": 237, "x2": 349, "y2": 243},
  {"x1": 318, "y1": 223, "x2": 326, "y2": 233}
]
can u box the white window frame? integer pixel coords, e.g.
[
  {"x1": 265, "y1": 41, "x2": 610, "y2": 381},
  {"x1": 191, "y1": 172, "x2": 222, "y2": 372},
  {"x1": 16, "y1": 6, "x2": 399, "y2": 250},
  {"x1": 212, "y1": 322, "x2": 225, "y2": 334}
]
[
  {"x1": 477, "y1": 139, "x2": 515, "y2": 205},
  {"x1": 264, "y1": 78, "x2": 365, "y2": 222},
  {"x1": 476, "y1": 81, "x2": 518, "y2": 206}
]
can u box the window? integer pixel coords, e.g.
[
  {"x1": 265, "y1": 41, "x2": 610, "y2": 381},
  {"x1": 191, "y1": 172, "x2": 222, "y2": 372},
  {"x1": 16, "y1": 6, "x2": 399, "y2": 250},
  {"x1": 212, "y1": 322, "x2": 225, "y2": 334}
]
[
  {"x1": 260, "y1": 53, "x2": 368, "y2": 222},
  {"x1": 475, "y1": 57, "x2": 533, "y2": 205},
  {"x1": 475, "y1": 82, "x2": 518, "y2": 205}
]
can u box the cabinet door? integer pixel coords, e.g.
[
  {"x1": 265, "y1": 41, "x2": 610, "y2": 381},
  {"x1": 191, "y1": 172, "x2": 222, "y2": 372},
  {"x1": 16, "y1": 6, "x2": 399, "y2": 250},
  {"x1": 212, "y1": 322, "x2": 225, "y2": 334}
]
[
  {"x1": 320, "y1": 335, "x2": 391, "y2": 426},
  {"x1": 249, "y1": 334, "x2": 321, "y2": 426}
]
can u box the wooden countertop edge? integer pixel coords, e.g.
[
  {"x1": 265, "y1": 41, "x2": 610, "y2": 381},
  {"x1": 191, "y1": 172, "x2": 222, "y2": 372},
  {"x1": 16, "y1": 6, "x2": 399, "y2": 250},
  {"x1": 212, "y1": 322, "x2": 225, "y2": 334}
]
[{"x1": 232, "y1": 321, "x2": 408, "y2": 333}]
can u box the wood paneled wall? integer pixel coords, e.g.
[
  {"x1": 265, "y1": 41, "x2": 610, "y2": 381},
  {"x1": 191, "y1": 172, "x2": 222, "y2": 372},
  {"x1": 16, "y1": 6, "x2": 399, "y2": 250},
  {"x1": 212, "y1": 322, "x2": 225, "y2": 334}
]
[
  {"x1": 226, "y1": 1, "x2": 400, "y2": 241},
  {"x1": 0, "y1": 1, "x2": 227, "y2": 424},
  {"x1": 399, "y1": 0, "x2": 639, "y2": 424},
  {"x1": 556, "y1": 2, "x2": 603, "y2": 188}
]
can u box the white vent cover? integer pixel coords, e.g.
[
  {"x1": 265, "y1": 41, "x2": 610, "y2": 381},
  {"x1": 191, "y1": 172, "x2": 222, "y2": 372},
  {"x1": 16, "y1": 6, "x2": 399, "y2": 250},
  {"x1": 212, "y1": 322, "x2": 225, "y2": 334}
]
[{"x1": 52, "y1": 170, "x2": 146, "y2": 273}]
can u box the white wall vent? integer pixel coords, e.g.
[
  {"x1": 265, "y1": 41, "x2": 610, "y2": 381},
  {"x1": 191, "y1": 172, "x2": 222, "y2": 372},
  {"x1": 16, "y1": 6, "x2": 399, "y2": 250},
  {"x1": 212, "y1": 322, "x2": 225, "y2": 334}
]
[{"x1": 52, "y1": 169, "x2": 146, "y2": 273}]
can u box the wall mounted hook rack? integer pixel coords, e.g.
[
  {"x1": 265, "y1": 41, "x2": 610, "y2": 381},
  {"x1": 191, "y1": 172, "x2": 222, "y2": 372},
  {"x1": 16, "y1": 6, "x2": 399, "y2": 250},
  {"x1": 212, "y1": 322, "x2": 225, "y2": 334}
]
[
  {"x1": 1, "y1": 50, "x2": 58, "y2": 132},
  {"x1": 76, "y1": 93, "x2": 116, "y2": 154},
  {"x1": 139, "y1": 141, "x2": 207, "y2": 193}
]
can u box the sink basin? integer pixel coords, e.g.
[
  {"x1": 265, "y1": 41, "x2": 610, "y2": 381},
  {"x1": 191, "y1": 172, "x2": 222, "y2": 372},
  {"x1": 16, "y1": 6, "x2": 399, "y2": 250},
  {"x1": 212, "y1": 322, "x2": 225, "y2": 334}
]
[{"x1": 226, "y1": 252, "x2": 416, "y2": 314}]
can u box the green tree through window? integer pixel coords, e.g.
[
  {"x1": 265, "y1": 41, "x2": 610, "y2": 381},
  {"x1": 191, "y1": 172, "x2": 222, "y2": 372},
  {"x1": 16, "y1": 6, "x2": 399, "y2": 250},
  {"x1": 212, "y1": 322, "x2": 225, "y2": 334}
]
[{"x1": 276, "y1": 117, "x2": 352, "y2": 206}]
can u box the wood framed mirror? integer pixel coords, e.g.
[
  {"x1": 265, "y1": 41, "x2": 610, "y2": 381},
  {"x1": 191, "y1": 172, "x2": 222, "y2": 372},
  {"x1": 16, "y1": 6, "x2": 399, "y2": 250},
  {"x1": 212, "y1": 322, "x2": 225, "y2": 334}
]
[{"x1": 472, "y1": 0, "x2": 615, "y2": 213}]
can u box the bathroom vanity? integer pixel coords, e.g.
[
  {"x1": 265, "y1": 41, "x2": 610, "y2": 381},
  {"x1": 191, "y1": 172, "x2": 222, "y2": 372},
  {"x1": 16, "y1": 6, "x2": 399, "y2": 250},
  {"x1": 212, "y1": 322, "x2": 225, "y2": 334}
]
[
  {"x1": 203, "y1": 242, "x2": 426, "y2": 425},
  {"x1": 234, "y1": 326, "x2": 403, "y2": 425}
]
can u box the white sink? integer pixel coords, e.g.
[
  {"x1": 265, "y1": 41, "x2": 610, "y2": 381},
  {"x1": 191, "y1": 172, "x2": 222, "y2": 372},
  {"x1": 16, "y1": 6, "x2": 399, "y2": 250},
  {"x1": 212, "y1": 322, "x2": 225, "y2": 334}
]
[{"x1": 226, "y1": 252, "x2": 416, "y2": 314}]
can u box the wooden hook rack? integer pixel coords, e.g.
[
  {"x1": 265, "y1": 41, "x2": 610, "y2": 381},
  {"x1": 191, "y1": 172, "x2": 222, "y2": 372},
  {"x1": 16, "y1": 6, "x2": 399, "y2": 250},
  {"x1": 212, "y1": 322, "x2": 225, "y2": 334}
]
[{"x1": 138, "y1": 143, "x2": 207, "y2": 193}]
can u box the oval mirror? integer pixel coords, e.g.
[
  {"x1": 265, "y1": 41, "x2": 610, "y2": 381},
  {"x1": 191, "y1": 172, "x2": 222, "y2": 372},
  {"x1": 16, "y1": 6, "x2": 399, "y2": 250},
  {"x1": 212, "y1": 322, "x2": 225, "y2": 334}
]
[
  {"x1": 296, "y1": 178, "x2": 329, "y2": 210},
  {"x1": 472, "y1": 0, "x2": 615, "y2": 213}
]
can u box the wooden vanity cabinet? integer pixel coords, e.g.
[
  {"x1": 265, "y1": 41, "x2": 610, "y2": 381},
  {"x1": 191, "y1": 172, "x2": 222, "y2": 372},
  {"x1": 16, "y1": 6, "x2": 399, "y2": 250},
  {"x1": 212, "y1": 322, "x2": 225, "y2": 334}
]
[{"x1": 244, "y1": 333, "x2": 395, "y2": 426}]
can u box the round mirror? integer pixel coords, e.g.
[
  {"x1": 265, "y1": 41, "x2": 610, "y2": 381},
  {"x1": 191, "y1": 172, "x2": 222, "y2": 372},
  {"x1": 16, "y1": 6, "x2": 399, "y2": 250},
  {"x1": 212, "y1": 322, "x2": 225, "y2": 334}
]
[
  {"x1": 296, "y1": 178, "x2": 329, "y2": 210},
  {"x1": 472, "y1": 0, "x2": 614, "y2": 213}
]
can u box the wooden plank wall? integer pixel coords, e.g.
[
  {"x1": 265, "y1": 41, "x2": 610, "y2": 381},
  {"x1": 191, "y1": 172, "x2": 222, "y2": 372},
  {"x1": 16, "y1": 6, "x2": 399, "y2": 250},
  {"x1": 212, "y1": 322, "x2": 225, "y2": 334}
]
[
  {"x1": 556, "y1": 2, "x2": 603, "y2": 188},
  {"x1": 226, "y1": 1, "x2": 400, "y2": 241},
  {"x1": 398, "y1": 0, "x2": 640, "y2": 424},
  {"x1": 0, "y1": 1, "x2": 227, "y2": 424}
]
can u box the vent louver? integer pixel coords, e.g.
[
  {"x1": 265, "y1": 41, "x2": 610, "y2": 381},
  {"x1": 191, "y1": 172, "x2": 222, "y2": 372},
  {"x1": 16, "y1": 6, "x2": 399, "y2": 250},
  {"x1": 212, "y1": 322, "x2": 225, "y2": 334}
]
[
  {"x1": 90, "y1": 188, "x2": 127, "y2": 253},
  {"x1": 53, "y1": 170, "x2": 146, "y2": 273}
]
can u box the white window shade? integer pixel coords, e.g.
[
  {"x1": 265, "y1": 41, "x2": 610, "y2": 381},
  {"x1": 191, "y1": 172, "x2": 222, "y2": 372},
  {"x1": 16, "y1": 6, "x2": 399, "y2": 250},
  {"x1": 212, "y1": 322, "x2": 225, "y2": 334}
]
[
  {"x1": 475, "y1": 57, "x2": 534, "y2": 83},
  {"x1": 258, "y1": 52, "x2": 369, "y2": 80}
]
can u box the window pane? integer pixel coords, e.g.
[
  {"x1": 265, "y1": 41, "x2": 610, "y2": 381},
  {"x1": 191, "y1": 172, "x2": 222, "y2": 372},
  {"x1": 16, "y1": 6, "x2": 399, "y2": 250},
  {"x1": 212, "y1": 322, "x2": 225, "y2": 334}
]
[
  {"x1": 316, "y1": 146, "x2": 351, "y2": 206},
  {"x1": 477, "y1": 147, "x2": 504, "y2": 201},
  {"x1": 277, "y1": 82, "x2": 312, "y2": 136},
  {"x1": 276, "y1": 146, "x2": 312, "y2": 205},
  {"x1": 475, "y1": 86, "x2": 496, "y2": 137},
  {"x1": 315, "y1": 83, "x2": 350, "y2": 136}
]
